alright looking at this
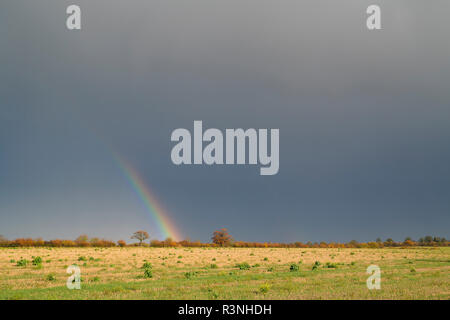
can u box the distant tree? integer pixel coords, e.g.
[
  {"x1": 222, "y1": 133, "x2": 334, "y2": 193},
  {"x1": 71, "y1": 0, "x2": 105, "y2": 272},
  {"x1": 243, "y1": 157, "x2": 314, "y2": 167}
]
[
  {"x1": 348, "y1": 240, "x2": 359, "y2": 248},
  {"x1": 376, "y1": 238, "x2": 382, "y2": 243},
  {"x1": 131, "y1": 230, "x2": 149, "y2": 246},
  {"x1": 117, "y1": 240, "x2": 127, "y2": 247},
  {"x1": 424, "y1": 236, "x2": 433, "y2": 244},
  {"x1": 75, "y1": 234, "x2": 90, "y2": 247},
  {"x1": 404, "y1": 237, "x2": 412, "y2": 242},
  {"x1": 212, "y1": 228, "x2": 233, "y2": 247}
]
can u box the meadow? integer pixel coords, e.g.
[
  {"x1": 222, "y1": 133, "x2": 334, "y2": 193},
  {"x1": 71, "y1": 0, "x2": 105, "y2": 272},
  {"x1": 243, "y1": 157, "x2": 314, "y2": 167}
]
[{"x1": 0, "y1": 247, "x2": 448, "y2": 300}]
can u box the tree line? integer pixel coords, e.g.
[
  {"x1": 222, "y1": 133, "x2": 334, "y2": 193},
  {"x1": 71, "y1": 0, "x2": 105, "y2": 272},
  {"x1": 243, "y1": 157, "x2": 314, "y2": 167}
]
[{"x1": 0, "y1": 229, "x2": 447, "y2": 248}]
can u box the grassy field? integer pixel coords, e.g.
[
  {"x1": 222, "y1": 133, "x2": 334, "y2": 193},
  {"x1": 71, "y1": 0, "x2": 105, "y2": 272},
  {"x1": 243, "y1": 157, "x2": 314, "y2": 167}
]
[{"x1": 0, "y1": 247, "x2": 448, "y2": 299}]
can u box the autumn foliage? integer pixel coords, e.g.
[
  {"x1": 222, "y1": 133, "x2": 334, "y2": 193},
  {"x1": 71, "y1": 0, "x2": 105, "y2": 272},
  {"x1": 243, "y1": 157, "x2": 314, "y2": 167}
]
[
  {"x1": 211, "y1": 228, "x2": 233, "y2": 246},
  {"x1": 0, "y1": 233, "x2": 447, "y2": 248}
]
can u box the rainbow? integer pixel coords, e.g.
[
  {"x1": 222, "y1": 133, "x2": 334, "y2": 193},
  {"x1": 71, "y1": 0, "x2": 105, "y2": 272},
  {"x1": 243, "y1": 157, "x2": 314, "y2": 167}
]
[{"x1": 113, "y1": 154, "x2": 182, "y2": 241}]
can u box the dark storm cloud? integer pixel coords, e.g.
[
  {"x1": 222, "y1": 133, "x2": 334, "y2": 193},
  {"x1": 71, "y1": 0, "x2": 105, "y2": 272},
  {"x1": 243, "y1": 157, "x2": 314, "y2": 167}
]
[{"x1": 0, "y1": 0, "x2": 449, "y2": 241}]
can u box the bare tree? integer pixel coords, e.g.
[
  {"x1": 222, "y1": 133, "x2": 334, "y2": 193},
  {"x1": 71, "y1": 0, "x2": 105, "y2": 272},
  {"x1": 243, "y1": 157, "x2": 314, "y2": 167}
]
[{"x1": 131, "y1": 230, "x2": 149, "y2": 246}]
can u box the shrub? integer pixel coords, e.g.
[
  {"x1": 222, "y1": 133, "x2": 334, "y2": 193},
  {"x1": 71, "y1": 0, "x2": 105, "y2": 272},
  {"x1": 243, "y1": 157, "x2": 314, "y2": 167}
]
[
  {"x1": 289, "y1": 263, "x2": 300, "y2": 272},
  {"x1": 141, "y1": 262, "x2": 152, "y2": 270},
  {"x1": 143, "y1": 268, "x2": 153, "y2": 278},
  {"x1": 267, "y1": 267, "x2": 275, "y2": 272},
  {"x1": 184, "y1": 271, "x2": 198, "y2": 279},
  {"x1": 32, "y1": 256, "x2": 43, "y2": 265},
  {"x1": 263, "y1": 257, "x2": 269, "y2": 261},
  {"x1": 235, "y1": 262, "x2": 251, "y2": 270},
  {"x1": 16, "y1": 259, "x2": 28, "y2": 267},
  {"x1": 78, "y1": 256, "x2": 87, "y2": 262},
  {"x1": 312, "y1": 261, "x2": 321, "y2": 271},
  {"x1": 210, "y1": 264, "x2": 218, "y2": 269},
  {"x1": 325, "y1": 262, "x2": 338, "y2": 268}
]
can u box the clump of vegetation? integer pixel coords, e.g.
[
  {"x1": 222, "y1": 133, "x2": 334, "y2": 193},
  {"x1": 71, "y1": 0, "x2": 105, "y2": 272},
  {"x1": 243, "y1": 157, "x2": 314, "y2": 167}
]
[
  {"x1": 263, "y1": 257, "x2": 269, "y2": 261},
  {"x1": 312, "y1": 261, "x2": 321, "y2": 271},
  {"x1": 325, "y1": 262, "x2": 338, "y2": 268},
  {"x1": 289, "y1": 263, "x2": 300, "y2": 272},
  {"x1": 140, "y1": 261, "x2": 153, "y2": 278},
  {"x1": 16, "y1": 259, "x2": 28, "y2": 267},
  {"x1": 410, "y1": 268, "x2": 416, "y2": 273},
  {"x1": 46, "y1": 273, "x2": 56, "y2": 281},
  {"x1": 10, "y1": 259, "x2": 15, "y2": 263},
  {"x1": 267, "y1": 266, "x2": 275, "y2": 272},
  {"x1": 259, "y1": 283, "x2": 271, "y2": 294},
  {"x1": 184, "y1": 271, "x2": 198, "y2": 279},
  {"x1": 143, "y1": 268, "x2": 153, "y2": 278},
  {"x1": 210, "y1": 264, "x2": 218, "y2": 269},
  {"x1": 78, "y1": 256, "x2": 87, "y2": 262},
  {"x1": 235, "y1": 262, "x2": 251, "y2": 270}
]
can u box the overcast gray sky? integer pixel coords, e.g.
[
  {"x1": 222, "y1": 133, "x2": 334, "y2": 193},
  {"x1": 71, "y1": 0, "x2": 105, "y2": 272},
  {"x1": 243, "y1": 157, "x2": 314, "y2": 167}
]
[{"x1": 1, "y1": 0, "x2": 449, "y2": 242}]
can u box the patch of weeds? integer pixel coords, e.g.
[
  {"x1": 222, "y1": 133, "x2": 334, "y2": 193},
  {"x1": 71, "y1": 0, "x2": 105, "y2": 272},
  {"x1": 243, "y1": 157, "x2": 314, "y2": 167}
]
[
  {"x1": 289, "y1": 263, "x2": 300, "y2": 272},
  {"x1": 184, "y1": 271, "x2": 198, "y2": 279},
  {"x1": 78, "y1": 256, "x2": 87, "y2": 262},
  {"x1": 312, "y1": 261, "x2": 321, "y2": 271},
  {"x1": 32, "y1": 256, "x2": 42, "y2": 266},
  {"x1": 16, "y1": 259, "x2": 28, "y2": 267},
  {"x1": 143, "y1": 268, "x2": 153, "y2": 278},
  {"x1": 259, "y1": 283, "x2": 271, "y2": 294},
  {"x1": 235, "y1": 262, "x2": 251, "y2": 270},
  {"x1": 210, "y1": 264, "x2": 218, "y2": 269}
]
